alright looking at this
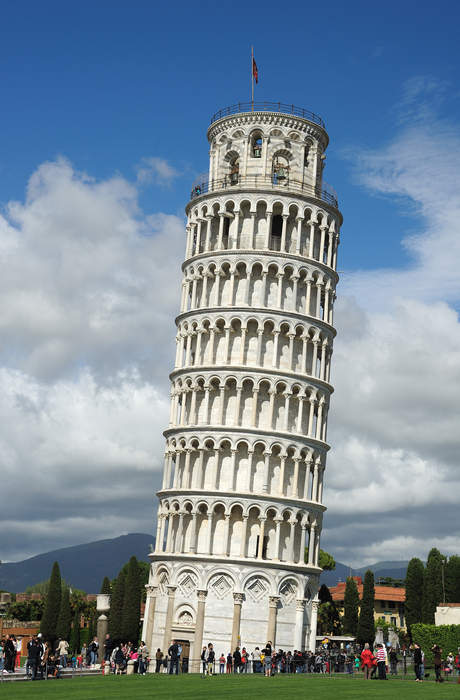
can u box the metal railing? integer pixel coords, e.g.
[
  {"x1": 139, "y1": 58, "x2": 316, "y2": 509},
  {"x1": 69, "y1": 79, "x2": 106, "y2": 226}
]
[
  {"x1": 190, "y1": 173, "x2": 338, "y2": 208},
  {"x1": 210, "y1": 102, "x2": 325, "y2": 128}
]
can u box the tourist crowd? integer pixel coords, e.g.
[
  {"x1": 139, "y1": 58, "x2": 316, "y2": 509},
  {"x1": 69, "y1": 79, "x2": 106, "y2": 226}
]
[{"x1": 2, "y1": 632, "x2": 460, "y2": 682}]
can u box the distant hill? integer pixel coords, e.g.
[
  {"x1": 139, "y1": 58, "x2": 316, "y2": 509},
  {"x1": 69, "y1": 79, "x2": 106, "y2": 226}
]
[
  {"x1": 0, "y1": 533, "x2": 154, "y2": 593},
  {"x1": 321, "y1": 560, "x2": 409, "y2": 587},
  {"x1": 0, "y1": 532, "x2": 408, "y2": 594}
]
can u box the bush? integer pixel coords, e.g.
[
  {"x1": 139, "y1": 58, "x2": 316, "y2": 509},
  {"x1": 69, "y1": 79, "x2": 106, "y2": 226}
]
[{"x1": 411, "y1": 623, "x2": 460, "y2": 665}]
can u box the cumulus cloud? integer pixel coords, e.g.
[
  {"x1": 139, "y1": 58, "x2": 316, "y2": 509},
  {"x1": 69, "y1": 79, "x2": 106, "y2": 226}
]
[
  {"x1": 0, "y1": 158, "x2": 183, "y2": 560},
  {"x1": 322, "y1": 80, "x2": 460, "y2": 566}
]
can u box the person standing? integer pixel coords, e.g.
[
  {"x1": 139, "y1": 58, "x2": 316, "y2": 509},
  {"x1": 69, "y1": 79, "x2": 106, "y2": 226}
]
[
  {"x1": 103, "y1": 634, "x2": 114, "y2": 663},
  {"x1": 360, "y1": 643, "x2": 374, "y2": 680},
  {"x1": 27, "y1": 636, "x2": 41, "y2": 681},
  {"x1": 206, "y1": 643, "x2": 215, "y2": 675},
  {"x1": 168, "y1": 639, "x2": 179, "y2": 675},
  {"x1": 413, "y1": 643, "x2": 423, "y2": 681},
  {"x1": 89, "y1": 637, "x2": 99, "y2": 666},
  {"x1": 376, "y1": 643, "x2": 386, "y2": 680},
  {"x1": 138, "y1": 641, "x2": 148, "y2": 674},
  {"x1": 263, "y1": 641, "x2": 273, "y2": 677},
  {"x1": 200, "y1": 646, "x2": 207, "y2": 676},
  {"x1": 4, "y1": 635, "x2": 15, "y2": 673},
  {"x1": 389, "y1": 647, "x2": 398, "y2": 675},
  {"x1": 233, "y1": 646, "x2": 242, "y2": 673},
  {"x1": 155, "y1": 648, "x2": 163, "y2": 673},
  {"x1": 432, "y1": 645, "x2": 442, "y2": 682},
  {"x1": 219, "y1": 653, "x2": 226, "y2": 673},
  {"x1": 226, "y1": 652, "x2": 233, "y2": 673},
  {"x1": 58, "y1": 638, "x2": 69, "y2": 668}
]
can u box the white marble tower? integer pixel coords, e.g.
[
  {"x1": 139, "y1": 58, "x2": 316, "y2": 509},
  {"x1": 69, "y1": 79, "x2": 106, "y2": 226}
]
[{"x1": 142, "y1": 102, "x2": 342, "y2": 666}]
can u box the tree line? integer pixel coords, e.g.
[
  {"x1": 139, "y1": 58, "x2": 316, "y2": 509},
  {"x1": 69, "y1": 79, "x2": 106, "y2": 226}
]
[{"x1": 35, "y1": 556, "x2": 148, "y2": 651}]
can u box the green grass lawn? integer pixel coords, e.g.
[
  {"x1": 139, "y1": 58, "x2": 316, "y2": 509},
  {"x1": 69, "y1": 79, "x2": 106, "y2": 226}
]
[{"x1": 1, "y1": 673, "x2": 459, "y2": 700}]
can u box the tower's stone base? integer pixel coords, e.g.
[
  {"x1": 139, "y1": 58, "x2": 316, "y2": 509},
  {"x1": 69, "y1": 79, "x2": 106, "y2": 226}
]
[{"x1": 142, "y1": 556, "x2": 319, "y2": 669}]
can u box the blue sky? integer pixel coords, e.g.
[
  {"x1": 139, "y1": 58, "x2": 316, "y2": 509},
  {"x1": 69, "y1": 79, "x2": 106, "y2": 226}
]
[{"x1": 1, "y1": 0, "x2": 460, "y2": 566}]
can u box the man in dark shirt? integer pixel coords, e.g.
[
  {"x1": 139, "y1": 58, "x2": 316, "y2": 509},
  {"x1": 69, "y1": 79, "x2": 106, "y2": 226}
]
[
  {"x1": 27, "y1": 637, "x2": 41, "y2": 680},
  {"x1": 168, "y1": 640, "x2": 179, "y2": 675},
  {"x1": 413, "y1": 643, "x2": 423, "y2": 681}
]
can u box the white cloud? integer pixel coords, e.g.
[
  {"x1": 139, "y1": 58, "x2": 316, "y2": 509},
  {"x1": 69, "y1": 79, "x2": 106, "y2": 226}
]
[
  {"x1": 322, "y1": 81, "x2": 460, "y2": 566},
  {"x1": 0, "y1": 158, "x2": 183, "y2": 561},
  {"x1": 136, "y1": 156, "x2": 179, "y2": 185}
]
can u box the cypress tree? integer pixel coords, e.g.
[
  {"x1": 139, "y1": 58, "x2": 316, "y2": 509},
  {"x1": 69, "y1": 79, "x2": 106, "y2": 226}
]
[
  {"x1": 357, "y1": 570, "x2": 375, "y2": 646},
  {"x1": 422, "y1": 548, "x2": 444, "y2": 623},
  {"x1": 70, "y1": 608, "x2": 81, "y2": 654},
  {"x1": 100, "y1": 576, "x2": 112, "y2": 595},
  {"x1": 343, "y1": 577, "x2": 360, "y2": 635},
  {"x1": 56, "y1": 586, "x2": 72, "y2": 640},
  {"x1": 40, "y1": 561, "x2": 62, "y2": 643},
  {"x1": 445, "y1": 555, "x2": 460, "y2": 603},
  {"x1": 405, "y1": 557, "x2": 424, "y2": 635},
  {"x1": 108, "y1": 569, "x2": 126, "y2": 643},
  {"x1": 121, "y1": 556, "x2": 141, "y2": 643}
]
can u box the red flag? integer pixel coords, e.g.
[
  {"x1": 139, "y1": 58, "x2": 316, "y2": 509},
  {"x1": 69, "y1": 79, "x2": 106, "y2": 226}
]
[{"x1": 252, "y1": 57, "x2": 258, "y2": 84}]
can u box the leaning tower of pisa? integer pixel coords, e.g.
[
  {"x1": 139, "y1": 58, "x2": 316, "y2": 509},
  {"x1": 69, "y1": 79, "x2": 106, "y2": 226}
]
[{"x1": 142, "y1": 102, "x2": 342, "y2": 666}]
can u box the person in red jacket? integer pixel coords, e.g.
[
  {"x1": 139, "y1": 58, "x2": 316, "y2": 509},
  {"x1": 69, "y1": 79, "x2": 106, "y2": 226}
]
[{"x1": 361, "y1": 644, "x2": 374, "y2": 680}]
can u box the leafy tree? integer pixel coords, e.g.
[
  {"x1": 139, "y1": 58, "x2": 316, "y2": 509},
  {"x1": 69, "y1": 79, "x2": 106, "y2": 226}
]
[
  {"x1": 357, "y1": 570, "x2": 375, "y2": 646},
  {"x1": 108, "y1": 569, "x2": 126, "y2": 643},
  {"x1": 405, "y1": 557, "x2": 425, "y2": 635},
  {"x1": 317, "y1": 584, "x2": 342, "y2": 635},
  {"x1": 445, "y1": 555, "x2": 460, "y2": 603},
  {"x1": 121, "y1": 556, "x2": 141, "y2": 643},
  {"x1": 70, "y1": 608, "x2": 81, "y2": 654},
  {"x1": 87, "y1": 611, "x2": 96, "y2": 643},
  {"x1": 304, "y1": 548, "x2": 336, "y2": 571},
  {"x1": 422, "y1": 548, "x2": 444, "y2": 623},
  {"x1": 343, "y1": 577, "x2": 359, "y2": 635},
  {"x1": 56, "y1": 586, "x2": 72, "y2": 640},
  {"x1": 40, "y1": 562, "x2": 62, "y2": 642},
  {"x1": 100, "y1": 576, "x2": 112, "y2": 595}
]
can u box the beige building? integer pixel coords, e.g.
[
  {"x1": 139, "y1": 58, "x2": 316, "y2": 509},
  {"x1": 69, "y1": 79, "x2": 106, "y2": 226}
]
[
  {"x1": 330, "y1": 577, "x2": 406, "y2": 629},
  {"x1": 435, "y1": 603, "x2": 460, "y2": 625}
]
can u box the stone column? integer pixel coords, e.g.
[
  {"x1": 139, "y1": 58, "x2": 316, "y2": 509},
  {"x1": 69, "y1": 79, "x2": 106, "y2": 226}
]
[
  {"x1": 280, "y1": 215, "x2": 288, "y2": 252},
  {"x1": 267, "y1": 596, "x2": 280, "y2": 646},
  {"x1": 143, "y1": 586, "x2": 158, "y2": 657},
  {"x1": 193, "y1": 589, "x2": 207, "y2": 672},
  {"x1": 308, "y1": 599, "x2": 319, "y2": 652},
  {"x1": 294, "y1": 599, "x2": 306, "y2": 651},
  {"x1": 231, "y1": 593, "x2": 244, "y2": 652},
  {"x1": 96, "y1": 594, "x2": 110, "y2": 664},
  {"x1": 162, "y1": 585, "x2": 177, "y2": 652}
]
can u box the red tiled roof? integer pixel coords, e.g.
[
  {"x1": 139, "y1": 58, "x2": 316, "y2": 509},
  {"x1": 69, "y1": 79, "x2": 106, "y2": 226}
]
[{"x1": 330, "y1": 581, "x2": 405, "y2": 603}]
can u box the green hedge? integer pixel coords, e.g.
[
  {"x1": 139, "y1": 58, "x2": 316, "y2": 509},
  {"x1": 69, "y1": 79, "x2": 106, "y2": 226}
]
[{"x1": 411, "y1": 623, "x2": 460, "y2": 665}]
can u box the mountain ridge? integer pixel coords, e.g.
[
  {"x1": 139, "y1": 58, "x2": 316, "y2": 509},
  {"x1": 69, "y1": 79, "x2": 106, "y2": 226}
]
[{"x1": 0, "y1": 533, "x2": 408, "y2": 593}]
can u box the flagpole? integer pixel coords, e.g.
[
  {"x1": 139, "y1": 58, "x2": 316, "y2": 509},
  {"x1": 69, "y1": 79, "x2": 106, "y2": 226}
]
[{"x1": 251, "y1": 46, "x2": 253, "y2": 109}]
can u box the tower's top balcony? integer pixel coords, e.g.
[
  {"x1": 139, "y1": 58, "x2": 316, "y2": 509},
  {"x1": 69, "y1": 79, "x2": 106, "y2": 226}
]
[{"x1": 209, "y1": 101, "x2": 326, "y2": 129}]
